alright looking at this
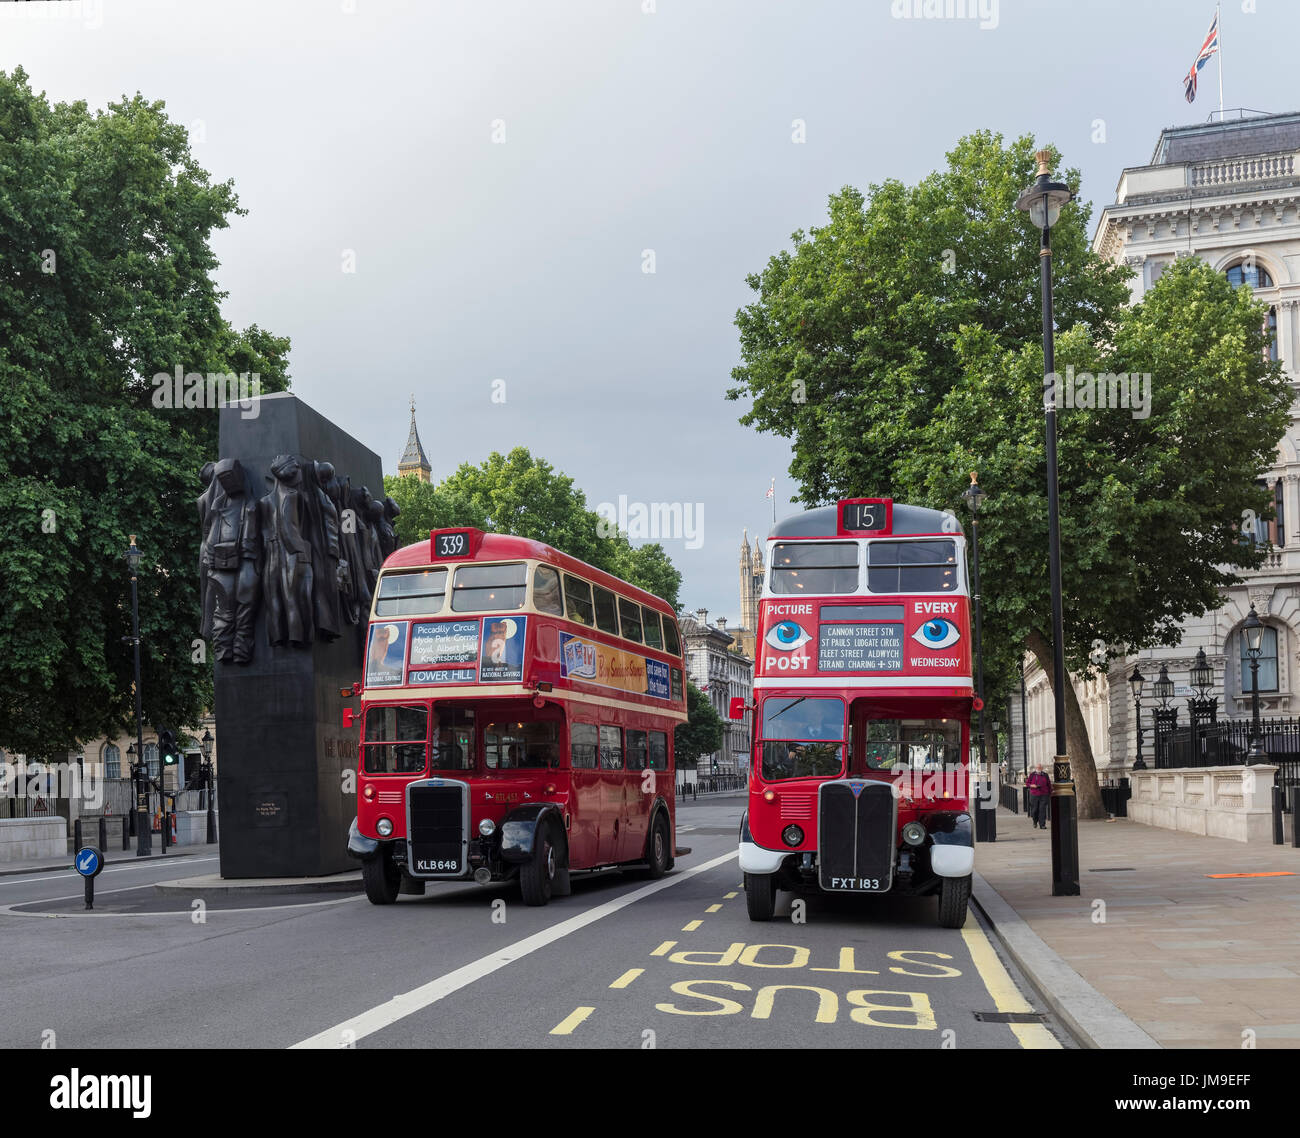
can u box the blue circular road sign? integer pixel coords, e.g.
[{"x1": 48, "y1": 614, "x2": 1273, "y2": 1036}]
[{"x1": 74, "y1": 846, "x2": 103, "y2": 878}]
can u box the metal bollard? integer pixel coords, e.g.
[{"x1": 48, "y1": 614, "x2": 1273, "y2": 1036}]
[
  {"x1": 99, "y1": 815, "x2": 108, "y2": 852},
  {"x1": 1291, "y1": 786, "x2": 1300, "y2": 849},
  {"x1": 122, "y1": 814, "x2": 130, "y2": 850},
  {"x1": 73, "y1": 817, "x2": 82, "y2": 854},
  {"x1": 1273, "y1": 785, "x2": 1285, "y2": 846}
]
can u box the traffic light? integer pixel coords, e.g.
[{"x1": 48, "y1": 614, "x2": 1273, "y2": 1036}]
[{"x1": 160, "y1": 730, "x2": 179, "y2": 766}]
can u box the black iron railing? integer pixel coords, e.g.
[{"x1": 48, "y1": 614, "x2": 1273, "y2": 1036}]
[{"x1": 1154, "y1": 716, "x2": 1300, "y2": 798}]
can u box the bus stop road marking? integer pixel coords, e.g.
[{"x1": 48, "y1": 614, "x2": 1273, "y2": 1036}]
[
  {"x1": 705, "y1": 904, "x2": 722, "y2": 913},
  {"x1": 289, "y1": 850, "x2": 739, "y2": 1048},
  {"x1": 724, "y1": 891, "x2": 738, "y2": 899},
  {"x1": 682, "y1": 919, "x2": 702, "y2": 931},
  {"x1": 609, "y1": 969, "x2": 643, "y2": 989},
  {"x1": 650, "y1": 941, "x2": 677, "y2": 956},
  {"x1": 550, "y1": 1007, "x2": 595, "y2": 1035},
  {"x1": 960, "y1": 921, "x2": 1061, "y2": 1050}
]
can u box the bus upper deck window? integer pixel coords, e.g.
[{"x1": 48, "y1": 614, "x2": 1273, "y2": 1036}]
[
  {"x1": 769, "y1": 542, "x2": 859, "y2": 595},
  {"x1": 866, "y1": 540, "x2": 958, "y2": 593},
  {"x1": 564, "y1": 575, "x2": 595, "y2": 625},
  {"x1": 374, "y1": 568, "x2": 448, "y2": 617},
  {"x1": 662, "y1": 617, "x2": 681, "y2": 658},
  {"x1": 451, "y1": 562, "x2": 527, "y2": 612},
  {"x1": 642, "y1": 607, "x2": 663, "y2": 650},
  {"x1": 618, "y1": 597, "x2": 643, "y2": 644},
  {"x1": 533, "y1": 565, "x2": 564, "y2": 615},
  {"x1": 593, "y1": 585, "x2": 619, "y2": 635}
]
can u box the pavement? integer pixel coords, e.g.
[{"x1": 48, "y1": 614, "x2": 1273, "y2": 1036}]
[
  {"x1": 974, "y1": 804, "x2": 1300, "y2": 1049},
  {"x1": 0, "y1": 840, "x2": 220, "y2": 877}
]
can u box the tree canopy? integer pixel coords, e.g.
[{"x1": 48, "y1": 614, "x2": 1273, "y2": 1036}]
[
  {"x1": 384, "y1": 448, "x2": 683, "y2": 607},
  {"x1": 674, "y1": 681, "x2": 724, "y2": 769},
  {"x1": 0, "y1": 68, "x2": 290, "y2": 758},
  {"x1": 729, "y1": 131, "x2": 1289, "y2": 814}
]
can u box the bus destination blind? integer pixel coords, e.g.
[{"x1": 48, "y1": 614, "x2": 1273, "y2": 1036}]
[{"x1": 817, "y1": 622, "x2": 903, "y2": 672}]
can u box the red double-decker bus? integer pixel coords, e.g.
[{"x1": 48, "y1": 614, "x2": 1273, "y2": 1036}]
[
  {"x1": 347, "y1": 527, "x2": 687, "y2": 906},
  {"x1": 735, "y1": 499, "x2": 976, "y2": 928}
]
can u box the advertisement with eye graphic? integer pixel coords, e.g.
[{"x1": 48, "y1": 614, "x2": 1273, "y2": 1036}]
[{"x1": 758, "y1": 599, "x2": 969, "y2": 677}]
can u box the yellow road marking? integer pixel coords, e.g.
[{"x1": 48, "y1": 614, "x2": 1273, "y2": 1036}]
[
  {"x1": 682, "y1": 919, "x2": 702, "y2": 932},
  {"x1": 724, "y1": 891, "x2": 738, "y2": 899},
  {"x1": 961, "y1": 921, "x2": 1060, "y2": 1050},
  {"x1": 650, "y1": 941, "x2": 677, "y2": 956},
  {"x1": 706, "y1": 904, "x2": 722, "y2": 913},
  {"x1": 610, "y1": 969, "x2": 643, "y2": 989},
  {"x1": 550, "y1": 1006, "x2": 595, "y2": 1035}
]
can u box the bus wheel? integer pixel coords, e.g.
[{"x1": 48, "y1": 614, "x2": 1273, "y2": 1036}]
[
  {"x1": 744, "y1": 873, "x2": 776, "y2": 921},
  {"x1": 362, "y1": 853, "x2": 401, "y2": 905},
  {"x1": 938, "y1": 874, "x2": 972, "y2": 929},
  {"x1": 645, "y1": 814, "x2": 670, "y2": 880},
  {"x1": 520, "y1": 823, "x2": 558, "y2": 906}
]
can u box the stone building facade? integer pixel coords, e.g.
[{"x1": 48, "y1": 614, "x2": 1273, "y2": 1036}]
[
  {"x1": 1017, "y1": 110, "x2": 1300, "y2": 780},
  {"x1": 679, "y1": 608, "x2": 753, "y2": 777}
]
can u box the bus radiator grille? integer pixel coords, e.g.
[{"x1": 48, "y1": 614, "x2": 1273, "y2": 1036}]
[{"x1": 816, "y1": 780, "x2": 895, "y2": 893}]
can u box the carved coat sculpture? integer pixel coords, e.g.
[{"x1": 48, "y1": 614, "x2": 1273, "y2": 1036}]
[
  {"x1": 259, "y1": 454, "x2": 315, "y2": 647},
  {"x1": 200, "y1": 458, "x2": 261, "y2": 665}
]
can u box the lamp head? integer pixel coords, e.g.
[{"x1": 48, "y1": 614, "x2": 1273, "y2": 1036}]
[{"x1": 1128, "y1": 665, "x2": 1145, "y2": 700}]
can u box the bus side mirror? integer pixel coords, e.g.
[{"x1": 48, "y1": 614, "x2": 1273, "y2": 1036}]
[
  {"x1": 728, "y1": 697, "x2": 746, "y2": 721},
  {"x1": 343, "y1": 708, "x2": 354, "y2": 729}
]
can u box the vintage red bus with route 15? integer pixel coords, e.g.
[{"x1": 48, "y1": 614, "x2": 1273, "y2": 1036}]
[
  {"x1": 346, "y1": 527, "x2": 687, "y2": 906},
  {"x1": 734, "y1": 499, "x2": 977, "y2": 928}
]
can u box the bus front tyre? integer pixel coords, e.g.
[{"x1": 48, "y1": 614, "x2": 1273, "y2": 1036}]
[
  {"x1": 645, "y1": 814, "x2": 670, "y2": 880},
  {"x1": 520, "y1": 824, "x2": 559, "y2": 906},
  {"x1": 744, "y1": 872, "x2": 776, "y2": 921},
  {"x1": 938, "y1": 874, "x2": 972, "y2": 929},
  {"x1": 362, "y1": 853, "x2": 401, "y2": 905}
]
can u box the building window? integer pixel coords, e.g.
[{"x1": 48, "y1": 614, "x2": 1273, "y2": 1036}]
[
  {"x1": 103, "y1": 743, "x2": 121, "y2": 780},
  {"x1": 1276, "y1": 480, "x2": 1286, "y2": 548},
  {"x1": 143, "y1": 742, "x2": 159, "y2": 778},
  {"x1": 1241, "y1": 626, "x2": 1279, "y2": 693},
  {"x1": 1225, "y1": 262, "x2": 1274, "y2": 289}
]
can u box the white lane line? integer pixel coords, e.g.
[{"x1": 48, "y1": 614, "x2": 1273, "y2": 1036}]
[
  {"x1": 0, "y1": 856, "x2": 221, "y2": 887},
  {"x1": 291, "y1": 849, "x2": 740, "y2": 1049}
]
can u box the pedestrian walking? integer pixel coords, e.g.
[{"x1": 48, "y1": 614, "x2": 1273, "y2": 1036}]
[{"x1": 1026, "y1": 762, "x2": 1052, "y2": 829}]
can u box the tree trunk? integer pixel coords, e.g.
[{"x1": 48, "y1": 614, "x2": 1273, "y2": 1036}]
[{"x1": 1026, "y1": 629, "x2": 1106, "y2": 820}]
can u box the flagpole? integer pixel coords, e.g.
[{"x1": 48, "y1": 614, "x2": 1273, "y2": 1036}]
[{"x1": 1217, "y1": 2, "x2": 1223, "y2": 117}]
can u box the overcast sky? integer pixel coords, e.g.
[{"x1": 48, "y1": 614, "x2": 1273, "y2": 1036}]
[{"x1": 5, "y1": 0, "x2": 1298, "y2": 625}]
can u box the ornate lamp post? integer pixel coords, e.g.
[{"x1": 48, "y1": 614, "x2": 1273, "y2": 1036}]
[
  {"x1": 1152, "y1": 664, "x2": 1177, "y2": 768},
  {"x1": 1128, "y1": 666, "x2": 1146, "y2": 771},
  {"x1": 201, "y1": 728, "x2": 217, "y2": 844},
  {"x1": 125, "y1": 536, "x2": 151, "y2": 857},
  {"x1": 1188, "y1": 646, "x2": 1218, "y2": 762},
  {"x1": 1243, "y1": 604, "x2": 1266, "y2": 761},
  {"x1": 1016, "y1": 149, "x2": 1079, "y2": 895}
]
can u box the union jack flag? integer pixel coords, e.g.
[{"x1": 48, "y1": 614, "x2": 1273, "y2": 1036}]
[
  {"x1": 1184, "y1": 12, "x2": 1219, "y2": 103},
  {"x1": 765, "y1": 478, "x2": 775, "y2": 500}
]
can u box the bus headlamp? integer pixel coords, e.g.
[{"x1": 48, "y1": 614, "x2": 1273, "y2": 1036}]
[
  {"x1": 781, "y1": 825, "x2": 803, "y2": 847},
  {"x1": 901, "y1": 821, "x2": 926, "y2": 847},
  {"x1": 478, "y1": 818, "x2": 495, "y2": 837},
  {"x1": 376, "y1": 817, "x2": 394, "y2": 837}
]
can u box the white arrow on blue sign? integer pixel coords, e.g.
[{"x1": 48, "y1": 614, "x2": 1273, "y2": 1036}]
[{"x1": 74, "y1": 847, "x2": 101, "y2": 877}]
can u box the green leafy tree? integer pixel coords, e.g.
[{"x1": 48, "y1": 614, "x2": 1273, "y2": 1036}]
[
  {"x1": 729, "y1": 131, "x2": 1287, "y2": 816},
  {"x1": 674, "y1": 681, "x2": 724, "y2": 769},
  {"x1": 384, "y1": 448, "x2": 682, "y2": 607},
  {"x1": 0, "y1": 68, "x2": 290, "y2": 759}
]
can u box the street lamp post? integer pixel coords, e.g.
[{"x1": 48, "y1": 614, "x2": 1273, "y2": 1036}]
[
  {"x1": 125, "y1": 536, "x2": 151, "y2": 856},
  {"x1": 1128, "y1": 666, "x2": 1145, "y2": 771},
  {"x1": 1152, "y1": 664, "x2": 1177, "y2": 768},
  {"x1": 963, "y1": 472, "x2": 993, "y2": 841},
  {"x1": 201, "y1": 728, "x2": 217, "y2": 845},
  {"x1": 1244, "y1": 604, "x2": 1266, "y2": 761},
  {"x1": 1016, "y1": 149, "x2": 1079, "y2": 896},
  {"x1": 1188, "y1": 646, "x2": 1218, "y2": 761}
]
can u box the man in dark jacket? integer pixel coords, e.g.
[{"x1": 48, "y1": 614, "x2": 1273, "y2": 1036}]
[{"x1": 1026, "y1": 762, "x2": 1052, "y2": 829}]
